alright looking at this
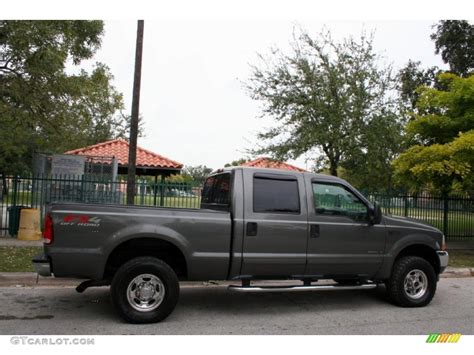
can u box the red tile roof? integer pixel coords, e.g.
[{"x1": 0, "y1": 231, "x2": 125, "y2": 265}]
[
  {"x1": 240, "y1": 157, "x2": 307, "y2": 172},
  {"x1": 65, "y1": 139, "x2": 183, "y2": 169}
]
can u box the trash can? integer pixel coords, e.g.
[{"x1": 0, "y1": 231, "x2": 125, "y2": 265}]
[
  {"x1": 18, "y1": 208, "x2": 42, "y2": 241},
  {"x1": 7, "y1": 205, "x2": 26, "y2": 237}
]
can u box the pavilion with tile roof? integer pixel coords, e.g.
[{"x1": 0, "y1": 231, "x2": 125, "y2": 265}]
[
  {"x1": 240, "y1": 157, "x2": 307, "y2": 172},
  {"x1": 65, "y1": 139, "x2": 183, "y2": 177}
]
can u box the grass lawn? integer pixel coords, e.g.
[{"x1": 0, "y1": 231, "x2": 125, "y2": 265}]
[
  {"x1": 0, "y1": 246, "x2": 473, "y2": 273},
  {"x1": 0, "y1": 247, "x2": 43, "y2": 272},
  {"x1": 448, "y1": 250, "x2": 474, "y2": 268}
]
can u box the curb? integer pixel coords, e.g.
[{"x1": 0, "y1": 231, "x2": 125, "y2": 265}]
[
  {"x1": 0, "y1": 270, "x2": 472, "y2": 288},
  {"x1": 441, "y1": 267, "x2": 474, "y2": 278}
]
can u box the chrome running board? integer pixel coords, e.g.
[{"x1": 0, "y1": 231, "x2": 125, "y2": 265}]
[{"x1": 228, "y1": 283, "x2": 377, "y2": 293}]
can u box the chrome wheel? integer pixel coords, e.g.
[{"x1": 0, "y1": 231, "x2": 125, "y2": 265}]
[
  {"x1": 126, "y1": 274, "x2": 165, "y2": 312},
  {"x1": 403, "y1": 269, "x2": 428, "y2": 300}
]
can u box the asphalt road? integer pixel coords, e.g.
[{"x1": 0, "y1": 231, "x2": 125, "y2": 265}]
[{"x1": 0, "y1": 278, "x2": 472, "y2": 335}]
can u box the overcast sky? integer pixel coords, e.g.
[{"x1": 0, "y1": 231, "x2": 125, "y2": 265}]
[{"x1": 76, "y1": 20, "x2": 448, "y2": 171}]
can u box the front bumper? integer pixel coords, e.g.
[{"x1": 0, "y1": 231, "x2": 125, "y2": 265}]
[
  {"x1": 437, "y1": 250, "x2": 449, "y2": 274},
  {"x1": 32, "y1": 253, "x2": 52, "y2": 277}
]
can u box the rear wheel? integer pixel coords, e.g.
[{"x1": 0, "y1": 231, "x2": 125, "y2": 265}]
[
  {"x1": 111, "y1": 257, "x2": 179, "y2": 323},
  {"x1": 386, "y1": 256, "x2": 437, "y2": 307}
]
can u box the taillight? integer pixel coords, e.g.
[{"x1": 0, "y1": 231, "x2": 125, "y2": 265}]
[{"x1": 43, "y1": 214, "x2": 54, "y2": 245}]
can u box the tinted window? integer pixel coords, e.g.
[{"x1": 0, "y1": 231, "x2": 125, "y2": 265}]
[
  {"x1": 254, "y1": 177, "x2": 300, "y2": 213},
  {"x1": 201, "y1": 173, "x2": 231, "y2": 209},
  {"x1": 312, "y1": 183, "x2": 368, "y2": 221}
]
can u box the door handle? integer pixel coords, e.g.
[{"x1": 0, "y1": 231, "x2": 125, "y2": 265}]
[
  {"x1": 310, "y1": 224, "x2": 320, "y2": 238},
  {"x1": 246, "y1": 222, "x2": 258, "y2": 236}
]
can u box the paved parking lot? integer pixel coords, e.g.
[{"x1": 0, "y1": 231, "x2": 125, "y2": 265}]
[{"x1": 0, "y1": 278, "x2": 472, "y2": 335}]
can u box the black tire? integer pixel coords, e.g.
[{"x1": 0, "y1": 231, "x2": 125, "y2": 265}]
[
  {"x1": 386, "y1": 256, "x2": 437, "y2": 307},
  {"x1": 111, "y1": 257, "x2": 179, "y2": 323}
]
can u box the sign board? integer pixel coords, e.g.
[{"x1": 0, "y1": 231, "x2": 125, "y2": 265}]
[{"x1": 51, "y1": 154, "x2": 85, "y2": 177}]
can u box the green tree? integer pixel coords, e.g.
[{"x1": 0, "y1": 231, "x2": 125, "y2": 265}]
[
  {"x1": 182, "y1": 165, "x2": 213, "y2": 185},
  {"x1": 0, "y1": 20, "x2": 125, "y2": 174},
  {"x1": 224, "y1": 158, "x2": 250, "y2": 167},
  {"x1": 245, "y1": 28, "x2": 403, "y2": 190},
  {"x1": 397, "y1": 60, "x2": 440, "y2": 114},
  {"x1": 397, "y1": 21, "x2": 473, "y2": 117},
  {"x1": 393, "y1": 73, "x2": 474, "y2": 195},
  {"x1": 431, "y1": 20, "x2": 474, "y2": 77}
]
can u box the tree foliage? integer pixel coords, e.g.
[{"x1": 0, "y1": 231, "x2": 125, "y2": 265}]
[
  {"x1": 397, "y1": 60, "x2": 440, "y2": 114},
  {"x1": 0, "y1": 20, "x2": 126, "y2": 174},
  {"x1": 245, "y1": 28, "x2": 403, "y2": 191},
  {"x1": 431, "y1": 20, "x2": 474, "y2": 77},
  {"x1": 224, "y1": 158, "x2": 250, "y2": 167},
  {"x1": 393, "y1": 73, "x2": 474, "y2": 194},
  {"x1": 181, "y1": 165, "x2": 213, "y2": 185}
]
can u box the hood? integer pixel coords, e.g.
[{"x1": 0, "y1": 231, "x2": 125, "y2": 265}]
[{"x1": 383, "y1": 214, "x2": 442, "y2": 234}]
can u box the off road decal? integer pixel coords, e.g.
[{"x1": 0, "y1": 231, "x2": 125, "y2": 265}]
[{"x1": 60, "y1": 215, "x2": 101, "y2": 227}]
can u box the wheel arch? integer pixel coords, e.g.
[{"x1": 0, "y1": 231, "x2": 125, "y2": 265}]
[
  {"x1": 394, "y1": 244, "x2": 440, "y2": 275},
  {"x1": 103, "y1": 236, "x2": 189, "y2": 280},
  {"x1": 375, "y1": 234, "x2": 441, "y2": 280}
]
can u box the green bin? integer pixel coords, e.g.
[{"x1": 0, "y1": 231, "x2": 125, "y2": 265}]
[{"x1": 7, "y1": 205, "x2": 27, "y2": 237}]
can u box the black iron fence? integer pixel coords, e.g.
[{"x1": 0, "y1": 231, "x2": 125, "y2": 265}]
[
  {"x1": 0, "y1": 175, "x2": 201, "y2": 236},
  {"x1": 369, "y1": 193, "x2": 474, "y2": 240},
  {"x1": 0, "y1": 175, "x2": 473, "y2": 240}
]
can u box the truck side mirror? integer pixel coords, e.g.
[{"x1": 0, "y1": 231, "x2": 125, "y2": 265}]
[{"x1": 370, "y1": 202, "x2": 383, "y2": 225}]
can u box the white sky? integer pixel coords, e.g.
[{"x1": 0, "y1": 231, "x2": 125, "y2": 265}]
[
  {"x1": 5, "y1": 0, "x2": 473, "y2": 171},
  {"x1": 83, "y1": 20, "x2": 447, "y2": 170}
]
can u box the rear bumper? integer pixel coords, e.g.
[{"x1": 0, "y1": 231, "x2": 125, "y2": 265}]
[
  {"x1": 437, "y1": 251, "x2": 449, "y2": 274},
  {"x1": 32, "y1": 253, "x2": 52, "y2": 277}
]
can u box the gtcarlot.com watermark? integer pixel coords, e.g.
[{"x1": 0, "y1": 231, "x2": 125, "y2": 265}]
[{"x1": 10, "y1": 336, "x2": 95, "y2": 346}]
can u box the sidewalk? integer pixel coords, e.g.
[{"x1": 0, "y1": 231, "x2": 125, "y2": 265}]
[
  {"x1": 446, "y1": 240, "x2": 474, "y2": 250},
  {"x1": 0, "y1": 237, "x2": 43, "y2": 247}
]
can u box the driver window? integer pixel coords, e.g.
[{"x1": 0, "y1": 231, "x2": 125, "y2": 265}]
[{"x1": 312, "y1": 182, "x2": 368, "y2": 222}]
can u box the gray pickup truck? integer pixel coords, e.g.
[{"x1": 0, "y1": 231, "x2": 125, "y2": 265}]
[{"x1": 33, "y1": 167, "x2": 449, "y2": 323}]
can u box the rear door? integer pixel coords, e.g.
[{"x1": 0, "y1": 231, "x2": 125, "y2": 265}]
[{"x1": 240, "y1": 171, "x2": 308, "y2": 277}]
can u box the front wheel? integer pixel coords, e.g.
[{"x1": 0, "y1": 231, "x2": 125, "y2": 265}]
[
  {"x1": 386, "y1": 256, "x2": 437, "y2": 307},
  {"x1": 111, "y1": 257, "x2": 180, "y2": 323}
]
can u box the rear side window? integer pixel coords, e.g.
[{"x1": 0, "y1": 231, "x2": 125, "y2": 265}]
[
  {"x1": 253, "y1": 177, "x2": 300, "y2": 213},
  {"x1": 201, "y1": 173, "x2": 231, "y2": 210}
]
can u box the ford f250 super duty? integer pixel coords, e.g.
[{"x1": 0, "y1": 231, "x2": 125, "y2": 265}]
[{"x1": 33, "y1": 167, "x2": 449, "y2": 323}]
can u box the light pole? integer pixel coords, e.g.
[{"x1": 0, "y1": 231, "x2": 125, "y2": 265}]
[{"x1": 127, "y1": 20, "x2": 144, "y2": 205}]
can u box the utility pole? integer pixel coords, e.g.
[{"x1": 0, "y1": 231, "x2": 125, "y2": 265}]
[{"x1": 127, "y1": 20, "x2": 144, "y2": 205}]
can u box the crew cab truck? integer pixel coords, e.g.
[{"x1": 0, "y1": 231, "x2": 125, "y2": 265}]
[{"x1": 33, "y1": 167, "x2": 449, "y2": 323}]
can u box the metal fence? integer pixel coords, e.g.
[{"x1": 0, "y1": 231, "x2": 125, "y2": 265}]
[
  {"x1": 0, "y1": 175, "x2": 473, "y2": 240},
  {"x1": 369, "y1": 193, "x2": 474, "y2": 241},
  {"x1": 0, "y1": 175, "x2": 201, "y2": 236}
]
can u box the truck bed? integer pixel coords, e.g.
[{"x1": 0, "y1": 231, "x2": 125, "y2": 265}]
[{"x1": 45, "y1": 203, "x2": 232, "y2": 280}]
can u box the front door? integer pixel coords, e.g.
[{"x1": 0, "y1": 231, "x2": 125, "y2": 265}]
[
  {"x1": 240, "y1": 172, "x2": 308, "y2": 277},
  {"x1": 305, "y1": 179, "x2": 386, "y2": 278}
]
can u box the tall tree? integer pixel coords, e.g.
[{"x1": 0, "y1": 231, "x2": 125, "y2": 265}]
[
  {"x1": 182, "y1": 165, "x2": 213, "y2": 185},
  {"x1": 431, "y1": 20, "x2": 474, "y2": 77},
  {"x1": 0, "y1": 20, "x2": 125, "y2": 174},
  {"x1": 393, "y1": 73, "x2": 474, "y2": 195},
  {"x1": 397, "y1": 60, "x2": 440, "y2": 114},
  {"x1": 246, "y1": 28, "x2": 402, "y2": 188}
]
